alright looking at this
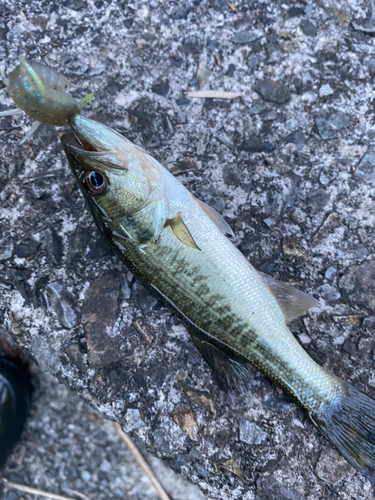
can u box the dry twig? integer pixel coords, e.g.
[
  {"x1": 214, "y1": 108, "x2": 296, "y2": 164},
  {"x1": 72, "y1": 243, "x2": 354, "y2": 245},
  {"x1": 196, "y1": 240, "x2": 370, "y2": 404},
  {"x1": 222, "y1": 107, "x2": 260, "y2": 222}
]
[
  {"x1": 1, "y1": 478, "x2": 84, "y2": 500},
  {"x1": 185, "y1": 90, "x2": 242, "y2": 99},
  {"x1": 113, "y1": 422, "x2": 171, "y2": 500}
]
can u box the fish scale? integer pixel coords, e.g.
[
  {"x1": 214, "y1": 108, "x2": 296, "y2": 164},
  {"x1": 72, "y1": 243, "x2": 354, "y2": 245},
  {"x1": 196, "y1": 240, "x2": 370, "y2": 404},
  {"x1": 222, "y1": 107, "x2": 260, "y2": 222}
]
[{"x1": 109, "y1": 191, "x2": 339, "y2": 413}]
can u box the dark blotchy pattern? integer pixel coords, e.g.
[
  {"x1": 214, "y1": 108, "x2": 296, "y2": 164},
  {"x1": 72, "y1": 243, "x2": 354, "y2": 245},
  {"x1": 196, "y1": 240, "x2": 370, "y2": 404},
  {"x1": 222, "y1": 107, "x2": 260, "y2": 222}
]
[{"x1": 1, "y1": 0, "x2": 375, "y2": 499}]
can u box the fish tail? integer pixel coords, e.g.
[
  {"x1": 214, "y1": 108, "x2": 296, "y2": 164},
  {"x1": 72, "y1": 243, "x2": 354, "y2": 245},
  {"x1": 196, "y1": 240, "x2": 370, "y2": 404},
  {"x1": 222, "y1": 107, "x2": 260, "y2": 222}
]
[{"x1": 310, "y1": 383, "x2": 375, "y2": 480}]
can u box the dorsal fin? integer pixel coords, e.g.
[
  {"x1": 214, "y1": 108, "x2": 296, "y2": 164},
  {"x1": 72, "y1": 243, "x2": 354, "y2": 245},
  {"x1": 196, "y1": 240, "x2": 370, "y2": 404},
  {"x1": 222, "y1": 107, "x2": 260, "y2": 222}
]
[
  {"x1": 194, "y1": 197, "x2": 234, "y2": 237},
  {"x1": 259, "y1": 271, "x2": 318, "y2": 322},
  {"x1": 167, "y1": 215, "x2": 200, "y2": 250}
]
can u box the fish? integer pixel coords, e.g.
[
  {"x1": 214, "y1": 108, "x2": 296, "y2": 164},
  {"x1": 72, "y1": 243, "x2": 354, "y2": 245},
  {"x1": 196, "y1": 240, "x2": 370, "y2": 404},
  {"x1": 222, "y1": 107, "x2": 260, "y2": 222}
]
[
  {"x1": 0, "y1": 56, "x2": 93, "y2": 144},
  {"x1": 61, "y1": 114, "x2": 375, "y2": 481}
]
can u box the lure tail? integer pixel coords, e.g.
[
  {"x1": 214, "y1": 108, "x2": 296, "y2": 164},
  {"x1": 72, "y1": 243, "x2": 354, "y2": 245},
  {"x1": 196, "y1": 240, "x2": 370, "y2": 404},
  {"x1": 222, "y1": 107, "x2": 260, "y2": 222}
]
[{"x1": 310, "y1": 383, "x2": 375, "y2": 480}]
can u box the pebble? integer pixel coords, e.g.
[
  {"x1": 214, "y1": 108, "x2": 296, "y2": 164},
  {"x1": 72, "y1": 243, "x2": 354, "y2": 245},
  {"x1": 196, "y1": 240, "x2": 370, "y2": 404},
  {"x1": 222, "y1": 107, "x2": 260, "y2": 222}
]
[
  {"x1": 44, "y1": 229, "x2": 63, "y2": 266},
  {"x1": 170, "y1": 159, "x2": 198, "y2": 175},
  {"x1": 14, "y1": 239, "x2": 40, "y2": 258},
  {"x1": 171, "y1": 3, "x2": 190, "y2": 19},
  {"x1": 240, "y1": 139, "x2": 276, "y2": 153},
  {"x1": 282, "y1": 236, "x2": 307, "y2": 258},
  {"x1": 239, "y1": 418, "x2": 267, "y2": 445},
  {"x1": 131, "y1": 56, "x2": 143, "y2": 67},
  {"x1": 4, "y1": 493, "x2": 19, "y2": 500},
  {"x1": 319, "y1": 83, "x2": 334, "y2": 97},
  {"x1": 300, "y1": 19, "x2": 317, "y2": 37},
  {"x1": 152, "y1": 80, "x2": 170, "y2": 96},
  {"x1": 355, "y1": 149, "x2": 375, "y2": 182},
  {"x1": 287, "y1": 6, "x2": 305, "y2": 17},
  {"x1": 249, "y1": 101, "x2": 268, "y2": 115},
  {"x1": 315, "y1": 448, "x2": 354, "y2": 484},
  {"x1": 367, "y1": 58, "x2": 375, "y2": 76},
  {"x1": 317, "y1": 283, "x2": 341, "y2": 302},
  {"x1": 65, "y1": 344, "x2": 87, "y2": 373},
  {"x1": 123, "y1": 408, "x2": 145, "y2": 432},
  {"x1": 342, "y1": 340, "x2": 357, "y2": 355},
  {"x1": 254, "y1": 79, "x2": 291, "y2": 104},
  {"x1": 315, "y1": 112, "x2": 354, "y2": 140},
  {"x1": 182, "y1": 36, "x2": 201, "y2": 54},
  {"x1": 176, "y1": 95, "x2": 190, "y2": 106},
  {"x1": 81, "y1": 275, "x2": 123, "y2": 368},
  {"x1": 339, "y1": 260, "x2": 375, "y2": 311},
  {"x1": 123, "y1": 17, "x2": 134, "y2": 28},
  {"x1": 45, "y1": 281, "x2": 79, "y2": 329},
  {"x1": 255, "y1": 475, "x2": 305, "y2": 499},
  {"x1": 226, "y1": 63, "x2": 235, "y2": 76},
  {"x1": 0, "y1": 243, "x2": 13, "y2": 261},
  {"x1": 232, "y1": 31, "x2": 260, "y2": 44},
  {"x1": 284, "y1": 129, "x2": 305, "y2": 147}
]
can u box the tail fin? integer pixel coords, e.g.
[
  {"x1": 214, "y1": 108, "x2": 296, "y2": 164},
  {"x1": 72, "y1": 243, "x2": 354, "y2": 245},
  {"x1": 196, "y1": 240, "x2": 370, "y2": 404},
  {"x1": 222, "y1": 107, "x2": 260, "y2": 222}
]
[{"x1": 310, "y1": 383, "x2": 375, "y2": 481}]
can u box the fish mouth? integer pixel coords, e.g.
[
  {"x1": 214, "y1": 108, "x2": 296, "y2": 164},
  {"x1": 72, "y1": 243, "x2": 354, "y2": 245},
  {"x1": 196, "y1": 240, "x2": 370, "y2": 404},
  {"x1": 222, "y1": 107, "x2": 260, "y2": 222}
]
[
  {"x1": 60, "y1": 131, "x2": 103, "y2": 158},
  {"x1": 61, "y1": 115, "x2": 128, "y2": 171}
]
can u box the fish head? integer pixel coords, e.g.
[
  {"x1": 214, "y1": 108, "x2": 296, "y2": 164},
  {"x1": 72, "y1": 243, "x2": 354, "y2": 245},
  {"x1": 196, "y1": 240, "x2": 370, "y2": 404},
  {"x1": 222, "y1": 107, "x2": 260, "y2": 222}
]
[{"x1": 61, "y1": 115, "x2": 153, "y2": 231}]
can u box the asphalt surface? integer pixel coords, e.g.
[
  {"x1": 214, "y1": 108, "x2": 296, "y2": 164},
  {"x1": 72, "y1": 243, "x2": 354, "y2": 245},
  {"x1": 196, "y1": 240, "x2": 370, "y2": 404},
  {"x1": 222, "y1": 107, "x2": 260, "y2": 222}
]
[{"x1": 1, "y1": 0, "x2": 375, "y2": 498}]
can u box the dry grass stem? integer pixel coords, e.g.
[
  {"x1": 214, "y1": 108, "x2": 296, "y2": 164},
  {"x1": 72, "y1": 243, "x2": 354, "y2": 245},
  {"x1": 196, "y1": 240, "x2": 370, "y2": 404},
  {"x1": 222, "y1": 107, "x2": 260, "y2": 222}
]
[
  {"x1": 1, "y1": 477, "x2": 83, "y2": 500},
  {"x1": 113, "y1": 422, "x2": 171, "y2": 500},
  {"x1": 185, "y1": 90, "x2": 242, "y2": 99}
]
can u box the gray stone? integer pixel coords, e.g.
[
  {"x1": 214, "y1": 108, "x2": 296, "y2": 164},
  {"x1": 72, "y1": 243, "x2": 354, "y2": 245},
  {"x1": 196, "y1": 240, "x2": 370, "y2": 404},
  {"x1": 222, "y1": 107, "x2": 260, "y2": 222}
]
[
  {"x1": 300, "y1": 19, "x2": 317, "y2": 37},
  {"x1": 367, "y1": 58, "x2": 375, "y2": 76},
  {"x1": 131, "y1": 56, "x2": 143, "y2": 67},
  {"x1": 254, "y1": 79, "x2": 291, "y2": 104},
  {"x1": 81, "y1": 275, "x2": 123, "y2": 368},
  {"x1": 239, "y1": 419, "x2": 267, "y2": 445},
  {"x1": 232, "y1": 31, "x2": 260, "y2": 44},
  {"x1": 315, "y1": 112, "x2": 354, "y2": 140},
  {"x1": 255, "y1": 475, "x2": 305, "y2": 500},
  {"x1": 123, "y1": 408, "x2": 146, "y2": 432},
  {"x1": 240, "y1": 138, "x2": 276, "y2": 153},
  {"x1": 152, "y1": 80, "x2": 170, "y2": 97},
  {"x1": 0, "y1": 243, "x2": 13, "y2": 261},
  {"x1": 339, "y1": 261, "x2": 375, "y2": 311},
  {"x1": 319, "y1": 83, "x2": 334, "y2": 97},
  {"x1": 284, "y1": 129, "x2": 305, "y2": 146},
  {"x1": 355, "y1": 149, "x2": 375, "y2": 182},
  {"x1": 45, "y1": 281, "x2": 79, "y2": 329},
  {"x1": 315, "y1": 448, "x2": 355, "y2": 484},
  {"x1": 14, "y1": 239, "x2": 40, "y2": 258}
]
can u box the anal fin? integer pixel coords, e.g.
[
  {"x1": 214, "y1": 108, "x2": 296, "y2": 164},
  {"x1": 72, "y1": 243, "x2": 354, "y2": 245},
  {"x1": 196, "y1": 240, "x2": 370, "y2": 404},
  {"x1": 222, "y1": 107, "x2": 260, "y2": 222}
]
[{"x1": 192, "y1": 336, "x2": 255, "y2": 391}]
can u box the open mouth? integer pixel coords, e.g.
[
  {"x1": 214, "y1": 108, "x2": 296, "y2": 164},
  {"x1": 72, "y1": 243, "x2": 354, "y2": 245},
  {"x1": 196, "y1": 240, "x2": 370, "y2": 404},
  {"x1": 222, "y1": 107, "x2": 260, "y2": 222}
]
[
  {"x1": 60, "y1": 132, "x2": 105, "y2": 157},
  {"x1": 61, "y1": 115, "x2": 128, "y2": 171}
]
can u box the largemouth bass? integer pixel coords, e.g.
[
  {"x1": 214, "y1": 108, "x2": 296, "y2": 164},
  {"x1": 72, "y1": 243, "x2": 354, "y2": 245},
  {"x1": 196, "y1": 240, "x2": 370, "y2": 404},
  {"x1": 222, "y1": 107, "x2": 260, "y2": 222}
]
[{"x1": 62, "y1": 115, "x2": 375, "y2": 481}]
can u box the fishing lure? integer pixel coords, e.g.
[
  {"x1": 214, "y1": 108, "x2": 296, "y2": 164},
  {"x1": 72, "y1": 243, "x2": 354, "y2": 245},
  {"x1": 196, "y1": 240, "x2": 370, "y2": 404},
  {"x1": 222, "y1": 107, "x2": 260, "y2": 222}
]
[
  {"x1": 0, "y1": 358, "x2": 31, "y2": 469},
  {"x1": 0, "y1": 56, "x2": 94, "y2": 144}
]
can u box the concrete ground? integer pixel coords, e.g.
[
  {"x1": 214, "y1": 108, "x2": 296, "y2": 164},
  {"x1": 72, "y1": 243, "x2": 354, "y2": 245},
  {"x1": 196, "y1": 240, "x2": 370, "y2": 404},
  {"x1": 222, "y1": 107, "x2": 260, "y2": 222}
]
[{"x1": 2, "y1": 0, "x2": 375, "y2": 499}]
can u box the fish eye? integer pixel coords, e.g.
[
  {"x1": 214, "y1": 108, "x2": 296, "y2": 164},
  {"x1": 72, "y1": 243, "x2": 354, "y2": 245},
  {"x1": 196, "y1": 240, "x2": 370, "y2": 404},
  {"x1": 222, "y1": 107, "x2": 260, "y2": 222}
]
[{"x1": 82, "y1": 171, "x2": 108, "y2": 196}]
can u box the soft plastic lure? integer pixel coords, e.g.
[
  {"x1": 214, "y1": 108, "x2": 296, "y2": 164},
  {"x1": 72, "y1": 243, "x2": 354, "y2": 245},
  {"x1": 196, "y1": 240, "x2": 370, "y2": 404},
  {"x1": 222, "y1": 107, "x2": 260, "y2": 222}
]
[{"x1": 0, "y1": 55, "x2": 94, "y2": 144}]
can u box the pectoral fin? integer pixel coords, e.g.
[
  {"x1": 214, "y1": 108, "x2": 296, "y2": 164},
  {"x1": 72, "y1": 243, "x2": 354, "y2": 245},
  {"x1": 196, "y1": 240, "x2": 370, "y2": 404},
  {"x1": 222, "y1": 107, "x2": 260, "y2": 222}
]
[
  {"x1": 167, "y1": 215, "x2": 200, "y2": 250},
  {"x1": 194, "y1": 197, "x2": 234, "y2": 237},
  {"x1": 259, "y1": 271, "x2": 318, "y2": 322}
]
